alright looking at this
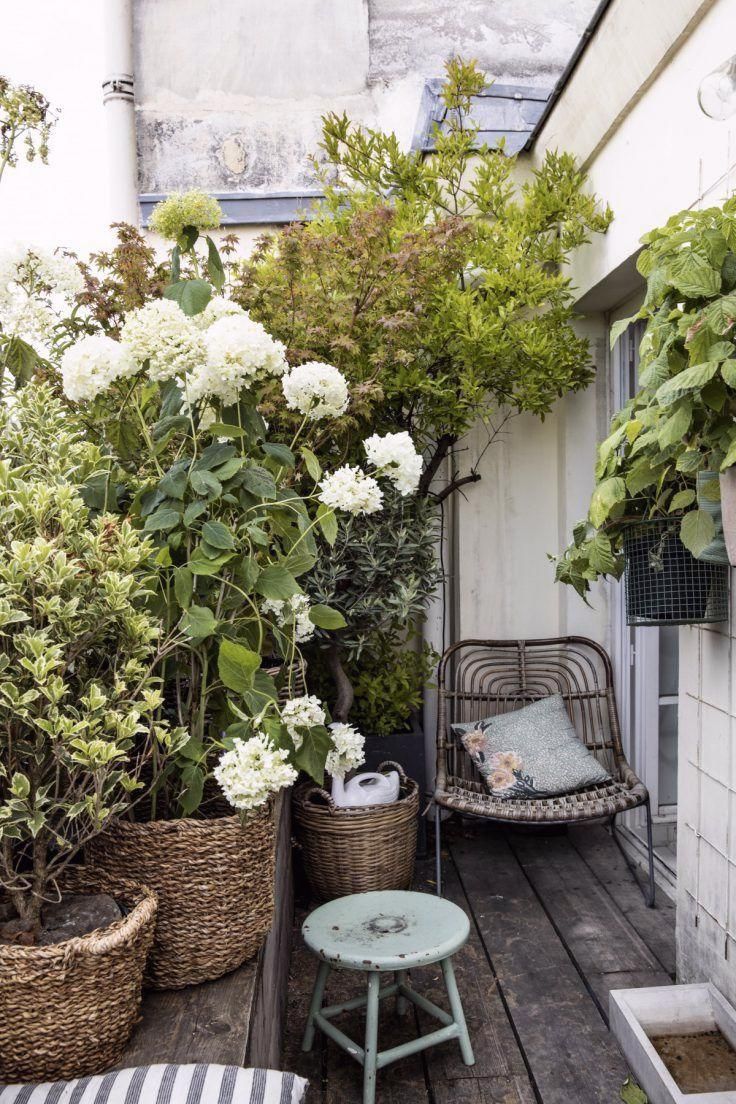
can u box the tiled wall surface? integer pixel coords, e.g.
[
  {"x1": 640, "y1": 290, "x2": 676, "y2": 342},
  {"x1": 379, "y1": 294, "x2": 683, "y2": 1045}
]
[{"x1": 677, "y1": 609, "x2": 736, "y2": 997}]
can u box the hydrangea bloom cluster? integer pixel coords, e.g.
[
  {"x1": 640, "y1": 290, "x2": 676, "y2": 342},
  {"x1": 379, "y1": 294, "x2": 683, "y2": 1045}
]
[
  {"x1": 60, "y1": 334, "x2": 138, "y2": 402},
  {"x1": 195, "y1": 295, "x2": 245, "y2": 329},
  {"x1": 318, "y1": 465, "x2": 383, "y2": 516},
  {"x1": 214, "y1": 734, "x2": 297, "y2": 812},
  {"x1": 261, "y1": 593, "x2": 314, "y2": 643},
  {"x1": 325, "y1": 722, "x2": 365, "y2": 777},
  {"x1": 0, "y1": 246, "x2": 84, "y2": 350},
  {"x1": 364, "y1": 431, "x2": 423, "y2": 496},
  {"x1": 187, "y1": 313, "x2": 288, "y2": 405},
  {"x1": 281, "y1": 361, "x2": 349, "y2": 420},
  {"x1": 149, "y1": 190, "x2": 223, "y2": 241},
  {"x1": 121, "y1": 299, "x2": 207, "y2": 382},
  {"x1": 280, "y1": 694, "x2": 326, "y2": 749}
]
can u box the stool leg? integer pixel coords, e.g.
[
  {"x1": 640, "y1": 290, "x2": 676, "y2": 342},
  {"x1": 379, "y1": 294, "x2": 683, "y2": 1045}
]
[
  {"x1": 302, "y1": 960, "x2": 330, "y2": 1052},
  {"x1": 395, "y1": 969, "x2": 409, "y2": 1015},
  {"x1": 441, "y1": 957, "x2": 474, "y2": 1066},
  {"x1": 363, "y1": 972, "x2": 381, "y2": 1104}
]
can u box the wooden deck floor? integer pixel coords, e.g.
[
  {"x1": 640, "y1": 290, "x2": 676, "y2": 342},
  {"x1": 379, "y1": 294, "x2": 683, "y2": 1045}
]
[{"x1": 283, "y1": 820, "x2": 676, "y2": 1104}]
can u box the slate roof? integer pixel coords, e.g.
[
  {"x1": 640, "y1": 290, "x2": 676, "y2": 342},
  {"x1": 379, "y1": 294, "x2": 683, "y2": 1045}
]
[{"x1": 411, "y1": 80, "x2": 552, "y2": 156}]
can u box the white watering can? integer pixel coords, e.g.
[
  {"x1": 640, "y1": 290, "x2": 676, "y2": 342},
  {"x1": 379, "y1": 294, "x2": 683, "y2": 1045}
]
[{"x1": 331, "y1": 770, "x2": 400, "y2": 807}]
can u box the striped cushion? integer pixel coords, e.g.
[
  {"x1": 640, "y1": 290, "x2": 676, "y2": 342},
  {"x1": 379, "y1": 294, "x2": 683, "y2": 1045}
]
[{"x1": 0, "y1": 1065, "x2": 307, "y2": 1104}]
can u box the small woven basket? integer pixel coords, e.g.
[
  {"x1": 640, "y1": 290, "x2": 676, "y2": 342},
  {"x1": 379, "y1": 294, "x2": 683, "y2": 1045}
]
[
  {"x1": 293, "y1": 762, "x2": 419, "y2": 902},
  {"x1": 0, "y1": 867, "x2": 156, "y2": 1082},
  {"x1": 86, "y1": 806, "x2": 275, "y2": 990}
]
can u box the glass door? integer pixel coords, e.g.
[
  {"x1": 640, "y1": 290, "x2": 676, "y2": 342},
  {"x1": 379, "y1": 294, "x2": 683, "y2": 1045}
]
[{"x1": 611, "y1": 314, "x2": 678, "y2": 876}]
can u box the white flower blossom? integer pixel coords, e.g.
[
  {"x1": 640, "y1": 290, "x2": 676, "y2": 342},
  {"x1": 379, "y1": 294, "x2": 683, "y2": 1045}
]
[
  {"x1": 261, "y1": 593, "x2": 314, "y2": 643},
  {"x1": 0, "y1": 246, "x2": 84, "y2": 351},
  {"x1": 364, "y1": 431, "x2": 423, "y2": 496},
  {"x1": 187, "y1": 313, "x2": 288, "y2": 405},
  {"x1": 61, "y1": 334, "x2": 138, "y2": 402},
  {"x1": 121, "y1": 298, "x2": 206, "y2": 382},
  {"x1": 195, "y1": 295, "x2": 245, "y2": 329},
  {"x1": 281, "y1": 361, "x2": 349, "y2": 420},
  {"x1": 280, "y1": 694, "x2": 326, "y2": 750},
  {"x1": 326, "y1": 722, "x2": 365, "y2": 778},
  {"x1": 214, "y1": 735, "x2": 297, "y2": 812},
  {"x1": 318, "y1": 465, "x2": 383, "y2": 516}
]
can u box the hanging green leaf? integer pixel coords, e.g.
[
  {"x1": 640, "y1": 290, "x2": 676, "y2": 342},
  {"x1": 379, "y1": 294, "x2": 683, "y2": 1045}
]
[
  {"x1": 317, "y1": 503, "x2": 338, "y2": 546},
  {"x1": 680, "y1": 509, "x2": 716, "y2": 556},
  {"x1": 256, "y1": 565, "x2": 302, "y2": 600},
  {"x1": 181, "y1": 605, "x2": 217, "y2": 640},
  {"x1": 218, "y1": 639, "x2": 261, "y2": 695},
  {"x1": 308, "y1": 604, "x2": 347, "y2": 630},
  {"x1": 164, "y1": 278, "x2": 212, "y2": 316},
  {"x1": 300, "y1": 447, "x2": 322, "y2": 482},
  {"x1": 589, "y1": 477, "x2": 626, "y2": 528},
  {"x1": 205, "y1": 236, "x2": 226, "y2": 292},
  {"x1": 201, "y1": 520, "x2": 236, "y2": 550}
]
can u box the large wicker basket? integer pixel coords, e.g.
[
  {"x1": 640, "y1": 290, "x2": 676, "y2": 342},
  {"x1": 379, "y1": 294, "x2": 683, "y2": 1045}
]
[
  {"x1": 0, "y1": 867, "x2": 156, "y2": 1082},
  {"x1": 86, "y1": 807, "x2": 275, "y2": 990},
  {"x1": 293, "y1": 762, "x2": 419, "y2": 902}
]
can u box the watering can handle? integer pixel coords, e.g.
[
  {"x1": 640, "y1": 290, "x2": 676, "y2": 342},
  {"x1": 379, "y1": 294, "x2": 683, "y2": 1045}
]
[{"x1": 377, "y1": 760, "x2": 408, "y2": 783}]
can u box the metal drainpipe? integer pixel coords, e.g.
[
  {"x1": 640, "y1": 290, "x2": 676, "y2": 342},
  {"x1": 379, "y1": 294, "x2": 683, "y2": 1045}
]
[{"x1": 102, "y1": 0, "x2": 138, "y2": 227}]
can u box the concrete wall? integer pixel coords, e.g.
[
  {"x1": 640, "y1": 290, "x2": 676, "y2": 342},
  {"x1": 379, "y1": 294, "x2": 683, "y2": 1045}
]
[{"x1": 133, "y1": 0, "x2": 599, "y2": 193}]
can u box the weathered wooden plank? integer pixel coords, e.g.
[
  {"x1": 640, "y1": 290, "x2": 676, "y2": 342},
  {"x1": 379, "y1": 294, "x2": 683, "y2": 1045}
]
[
  {"x1": 120, "y1": 962, "x2": 257, "y2": 1067},
  {"x1": 248, "y1": 792, "x2": 294, "y2": 1068},
  {"x1": 568, "y1": 825, "x2": 676, "y2": 977},
  {"x1": 431, "y1": 1075, "x2": 538, "y2": 1104},
  {"x1": 451, "y1": 828, "x2": 631, "y2": 1104},
  {"x1": 413, "y1": 854, "x2": 533, "y2": 1092},
  {"x1": 282, "y1": 931, "x2": 324, "y2": 1102},
  {"x1": 507, "y1": 829, "x2": 668, "y2": 1011}
]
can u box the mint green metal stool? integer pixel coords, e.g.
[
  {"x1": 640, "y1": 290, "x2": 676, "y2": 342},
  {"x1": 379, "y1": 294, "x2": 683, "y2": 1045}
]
[{"x1": 301, "y1": 890, "x2": 474, "y2": 1104}]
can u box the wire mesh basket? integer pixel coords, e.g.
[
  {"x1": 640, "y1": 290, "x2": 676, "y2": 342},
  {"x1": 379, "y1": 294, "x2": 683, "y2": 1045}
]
[{"x1": 623, "y1": 517, "x2": 729, "y2": 626}]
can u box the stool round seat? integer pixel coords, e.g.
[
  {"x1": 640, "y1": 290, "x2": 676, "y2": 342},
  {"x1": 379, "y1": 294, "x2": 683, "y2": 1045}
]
[{"x1": 302, "y1": 889, "x2": 470, "y2": 972}]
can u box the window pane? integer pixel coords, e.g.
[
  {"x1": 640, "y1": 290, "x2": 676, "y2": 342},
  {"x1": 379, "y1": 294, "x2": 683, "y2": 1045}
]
[
  {"x1": 658, "y1": 703, "x2": 678, "y2": 806},
  {"x1": 659, "y1": 626, "x2": 679, "y2": 698}
]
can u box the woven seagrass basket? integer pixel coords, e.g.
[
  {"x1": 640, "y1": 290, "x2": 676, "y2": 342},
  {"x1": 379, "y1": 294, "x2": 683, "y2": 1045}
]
[
  {"x1": 86, "y1": 806, "x2": 275, "y2": 990},
  {"x1": 293, "y1": 762, "x2": 419, "y2": 902},
  {"x1": 0, "y1": 867, "x2": 156, "y2": 1082}
]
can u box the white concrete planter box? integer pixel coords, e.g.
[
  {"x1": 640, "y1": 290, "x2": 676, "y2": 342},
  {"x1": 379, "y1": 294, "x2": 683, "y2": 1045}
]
[{"x1": 610, "y1": 984, "x2": 736, "y2": 1104}]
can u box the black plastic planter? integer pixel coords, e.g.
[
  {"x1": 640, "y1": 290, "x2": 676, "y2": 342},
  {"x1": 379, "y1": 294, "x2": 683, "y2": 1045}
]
[{"x1": 623, "y1": 518, "x2": 729, "y2": 626}]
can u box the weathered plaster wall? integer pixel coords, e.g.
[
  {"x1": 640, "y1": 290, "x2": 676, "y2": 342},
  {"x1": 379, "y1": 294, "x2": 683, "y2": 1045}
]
[{"x1": 133, "y1": 0, "x2": 599, "y2": 193}]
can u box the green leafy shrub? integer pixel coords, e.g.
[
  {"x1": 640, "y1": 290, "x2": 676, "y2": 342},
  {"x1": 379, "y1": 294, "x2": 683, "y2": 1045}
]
[
  {"x1": 556, "y1": 199, "x2": 736, "y2": 598},
  {"x1": 0, "y1": 384, "x2": 184, "y2": 932}
]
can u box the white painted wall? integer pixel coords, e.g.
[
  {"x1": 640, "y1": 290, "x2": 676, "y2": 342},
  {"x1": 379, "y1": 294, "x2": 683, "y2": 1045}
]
[
  {"x1": 0, "y1": 1, "x2": 111, "y2": 251},
  {"x1": 532, "y1": 0, "x2": 736, "y2": 993}
]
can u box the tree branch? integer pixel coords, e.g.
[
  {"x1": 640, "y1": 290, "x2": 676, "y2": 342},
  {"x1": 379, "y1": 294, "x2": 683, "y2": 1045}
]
[
  {"x1": 433, "y1": 469, "x2": 481, "y2": 504},
  {"x1": 418, "y1": 432, "x2": 456, "y2": 497},
  {"x1": 327, "y1": 641, "x2": 354, "y2": 724}
]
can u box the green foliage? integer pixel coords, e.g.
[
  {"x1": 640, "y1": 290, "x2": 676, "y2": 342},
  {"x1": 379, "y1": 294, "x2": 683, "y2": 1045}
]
[
  {"x1": 236, "y1": 57, "x2": 611, "y2": 490},
  {"x1": 149, "y1": 190, "x2": 223, "y2": 244},
  {"x1": 348, "y1": 635, "x2": 437, "y2": 737},
  {"x1": 0, "y1": 384, "x2": 183, "y2": 930},
  {"x1": 0, "y1": 75, "x2": 55, "y2": 184},
  {"x1": 556, "y1": 199, "x2": 736, "y2": 599}
]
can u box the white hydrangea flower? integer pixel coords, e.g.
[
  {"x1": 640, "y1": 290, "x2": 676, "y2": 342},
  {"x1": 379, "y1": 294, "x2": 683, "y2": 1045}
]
[
  {"x1": 281, "y1": 361, "x2": 349, "y2": 420},
  {"x1": 280, "y1": 694, "x2": 326, "y2": 750},
  {"x1": 0, "y1": 246, "x2": 84, "y2": 350},
  {"x1": 364, "y1": 431, "x2": 423, "y2": 496},
  {"x1": 326, "y1": 722, "x2": 365, "y2": 778},
  {"x1": 61, "y1": 334, "x2": 138, "y2": 402},
  {"x1": 261, "y1": 593, "x2": 315, "y2": 643},
  {"x1": 318, "y1": 465, "x2": 383, "y2": 515},
  {"x1": 195, "y1": 295, "x2": 245, "y2": 329},
  {"x1": 120, "y1": 298, "x2": 207, "y2": 382},
  {"x1": 187, "y1": 313, "x2": 288, "y2": 405},
  {"x1": 214, "y1": 735, "x2": 297, "y2": 812}
]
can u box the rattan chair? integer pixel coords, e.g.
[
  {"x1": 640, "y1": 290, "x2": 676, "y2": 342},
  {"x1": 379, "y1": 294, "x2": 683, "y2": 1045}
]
[{"x1": 433, "y1": 636, "x2": 655, "y2": 907}]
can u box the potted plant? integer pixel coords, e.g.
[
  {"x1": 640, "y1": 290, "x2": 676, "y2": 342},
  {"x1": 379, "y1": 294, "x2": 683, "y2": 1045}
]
[
  {"x1": 557, "y1": 200, "x2": 736, "y2": 620},
  {"x1": 38, "y1": 195, "x2": 414, "y2": 988},
  {"x1": 0, "y1": 383, "x2": 182, "y2": 1081}
]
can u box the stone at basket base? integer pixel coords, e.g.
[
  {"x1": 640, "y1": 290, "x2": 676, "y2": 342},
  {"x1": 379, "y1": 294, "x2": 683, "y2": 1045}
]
[{"x1": 38, "y1": 893, "x2": 123, "y2": 945}]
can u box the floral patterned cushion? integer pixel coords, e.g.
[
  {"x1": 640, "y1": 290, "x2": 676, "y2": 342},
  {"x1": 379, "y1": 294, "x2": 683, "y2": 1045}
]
[{"x1": 452, "y1": 694, "x2": 611, "y2": 800}]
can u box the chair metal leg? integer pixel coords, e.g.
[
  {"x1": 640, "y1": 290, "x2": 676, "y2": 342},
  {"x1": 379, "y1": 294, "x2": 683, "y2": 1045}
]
[
  {"x1": 610, "y1": 807, "x2": 656, "y2": 909},
  {"x1": 363, "y1": 972, "x2": 381, "y2": 1104},
  {"x1": 440, "y1": 957, "x2": 474, "y2": 1066},
  {"x1": 302, "y1": 960, "x2": 330, "y2": 1052},
  {"x1": 434, "y1": 803, "x2": 443, "y2": 897},
  {"x1": 644, "y1": 798, "x2": 656, "y2": 909}
]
